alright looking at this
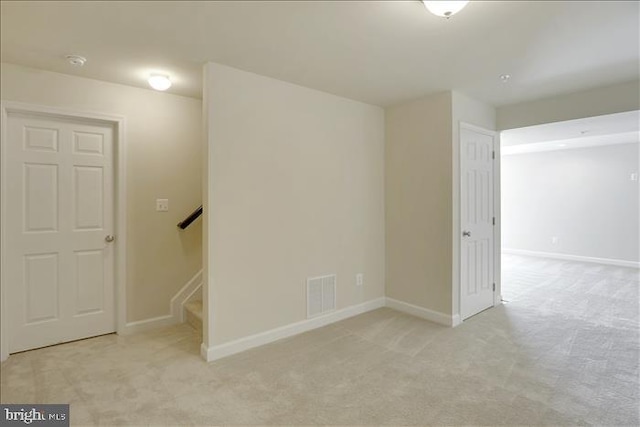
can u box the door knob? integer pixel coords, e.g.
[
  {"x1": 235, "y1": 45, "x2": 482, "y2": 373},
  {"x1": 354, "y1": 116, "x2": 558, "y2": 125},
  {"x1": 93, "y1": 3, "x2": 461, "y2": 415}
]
[
  {"x1": 105, "y1": 235, "x2": 115, "y2": 243},
  {"x1": 462, "y1": 231, "x2": 471, "y2": 237}
]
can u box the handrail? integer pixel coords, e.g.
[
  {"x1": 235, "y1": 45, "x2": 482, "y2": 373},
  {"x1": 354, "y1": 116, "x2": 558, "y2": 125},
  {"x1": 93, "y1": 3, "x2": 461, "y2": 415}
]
[{"x1": 177, "y1": 205, "x2": 202, "y2": 230}]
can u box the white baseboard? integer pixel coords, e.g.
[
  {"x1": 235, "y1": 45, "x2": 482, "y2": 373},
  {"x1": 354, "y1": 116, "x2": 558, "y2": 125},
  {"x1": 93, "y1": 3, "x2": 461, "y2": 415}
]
[
  {"x1": 503, "y1": 248, "x2": 640, "y2": 268},
  {"x1": 200, "y1": 342, "x2": 209, "y2": 361},
  {"x1": 202, "y1": 297, "x2": 386, "y2": 362},
  {"x1": 385, "y1": 297, "x2": 458, "y2": 327},
  {"x1": 451, "y1": 313, "x2": 462, "y2": 327},
  {"x1": 171, "y1": 269, "x2": 203, "y2": 322},
  {"x1": 122, "y1": 269, "x2": 203, "y2": 335},
  {"x1": 122, "y1": 314, "x2": 176, "y2": 335}
]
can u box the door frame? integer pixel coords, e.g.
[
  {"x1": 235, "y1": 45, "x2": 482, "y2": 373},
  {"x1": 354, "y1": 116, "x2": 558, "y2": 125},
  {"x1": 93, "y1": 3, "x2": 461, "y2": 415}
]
[
  {"x1": 453, "y1": 121, "x2": 501, "y2": 323},
  {"x1": 0, "y1": 101, "x2": 127, "y2": 361}
]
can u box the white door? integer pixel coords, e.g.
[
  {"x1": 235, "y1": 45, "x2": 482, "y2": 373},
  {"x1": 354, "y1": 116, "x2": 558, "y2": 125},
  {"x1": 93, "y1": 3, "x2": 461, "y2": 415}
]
[
  {"x1": 5, "y1": 112, "x2": 115, "y2": 353},
  {"x1": 460, "y1": 124, "x2": 495, "y2": 320}
]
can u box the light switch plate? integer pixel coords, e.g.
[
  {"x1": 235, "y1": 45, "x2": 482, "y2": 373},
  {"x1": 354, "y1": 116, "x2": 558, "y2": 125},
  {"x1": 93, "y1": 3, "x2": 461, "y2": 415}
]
[{"x1": 156, "y1": 199, "x2": 169, "y2": 212}]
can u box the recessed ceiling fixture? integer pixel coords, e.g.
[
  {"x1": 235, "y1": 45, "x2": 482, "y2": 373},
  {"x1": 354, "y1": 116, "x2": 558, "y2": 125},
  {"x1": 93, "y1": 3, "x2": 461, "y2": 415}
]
[
  {"x1": 148, "y1": 74, "x2": 172, "y2": 91},
  {"x1": 499, "y1": 74, "x2": 511, "y2": 83},
  {"x1": 422, "y1": 1, "x2": 469, "y2": 18},
  {"x1": 65, "y1": 55, "x2": 86, "y2": 67}
]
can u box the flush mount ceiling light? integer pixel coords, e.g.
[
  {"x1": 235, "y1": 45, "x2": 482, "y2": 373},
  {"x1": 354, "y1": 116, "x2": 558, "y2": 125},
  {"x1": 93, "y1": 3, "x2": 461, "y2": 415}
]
[
  {"x1": 65, "y1": 55, "x2": 86, "y2": 67},
  {"x1": 499, "y1": 74, "x2": 511, "y2": 83},
  {"x1": 422, "y1": 1, "x2": 470, "y2": 18},
  {"x1": 148, "y1": 74, "x2": 172, "y2": 91}
]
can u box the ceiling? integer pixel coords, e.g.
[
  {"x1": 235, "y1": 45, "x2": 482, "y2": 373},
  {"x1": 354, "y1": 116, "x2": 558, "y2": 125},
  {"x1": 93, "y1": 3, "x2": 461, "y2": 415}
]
[
  {"x1": 1, "y1": 1, "x2": 639, "y2": 107},
  {"x1": 501, "y1": 110, "x2": 640, "y2": 154}
]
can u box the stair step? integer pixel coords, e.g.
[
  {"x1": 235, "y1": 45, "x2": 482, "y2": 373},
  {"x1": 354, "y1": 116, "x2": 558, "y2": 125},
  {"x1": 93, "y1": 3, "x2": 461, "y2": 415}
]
[
  {"x1": 184, "y1": 300, "x2": 202, "y2": 319},
  {"x1": 184, "y1": 300, "x2": 202, "y2": 332}
]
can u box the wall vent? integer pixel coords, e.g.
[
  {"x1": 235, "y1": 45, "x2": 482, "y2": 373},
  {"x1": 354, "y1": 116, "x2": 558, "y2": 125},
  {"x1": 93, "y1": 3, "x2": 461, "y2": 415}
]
[{"x1": 307, "y1": 274, "x2": 336, "y2": 318}]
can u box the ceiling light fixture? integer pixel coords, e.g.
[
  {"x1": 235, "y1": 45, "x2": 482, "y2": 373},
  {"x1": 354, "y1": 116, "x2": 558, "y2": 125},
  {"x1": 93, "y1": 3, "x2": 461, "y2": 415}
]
[
  {"x1": 422, "y1": 1, "x2": 469, "y2": 18},
  {"x1": 148, "y1": 74, "x2": 172, "y2": 91},
  {"x1": 65, "y1": 55, "x2": 87, "y2": 67},
  {"x1": 500, "y1": 74, "x2": 511, "y2": 83}
]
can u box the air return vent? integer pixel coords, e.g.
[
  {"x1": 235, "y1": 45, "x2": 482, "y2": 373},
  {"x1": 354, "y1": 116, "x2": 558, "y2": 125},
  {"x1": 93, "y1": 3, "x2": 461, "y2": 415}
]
[{"x1": 307, "y1": 274, "x2": 336, "y2": 318}]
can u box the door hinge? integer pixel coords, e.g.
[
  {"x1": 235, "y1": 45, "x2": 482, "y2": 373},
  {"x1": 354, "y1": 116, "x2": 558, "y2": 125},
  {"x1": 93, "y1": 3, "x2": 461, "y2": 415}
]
[
  {"x1": 492, "y1": 150, "x2": 495, "y2": 159},
  {"x1": 492, "y1": 217, "x2": 495, "y2": 226},
  {"x1": 493, "y1": 283, "x2": 496, "y2": 292}
]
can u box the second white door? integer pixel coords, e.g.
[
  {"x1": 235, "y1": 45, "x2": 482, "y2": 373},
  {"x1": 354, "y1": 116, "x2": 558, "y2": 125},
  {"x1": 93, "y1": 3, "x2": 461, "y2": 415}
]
[
  {"x1": 460, "y1": 124, "x2": 495, "y2": 320},
  {"x1": 5, "y1": 111, "x2": 116, "y2": 353}
]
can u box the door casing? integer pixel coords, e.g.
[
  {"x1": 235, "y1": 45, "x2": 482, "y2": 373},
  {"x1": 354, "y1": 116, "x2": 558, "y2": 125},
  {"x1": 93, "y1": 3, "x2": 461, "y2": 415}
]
[
  {"x1": 453, "y1": 121, "x2": 501, "y2": 324},
  {"x1": 0, "y1": 101, "x2": 127, "y2": 361}
]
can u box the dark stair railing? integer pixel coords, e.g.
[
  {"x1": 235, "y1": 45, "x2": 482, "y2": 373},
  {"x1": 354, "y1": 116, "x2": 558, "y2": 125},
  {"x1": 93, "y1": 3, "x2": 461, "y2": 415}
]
[{"x1": 177, "y1": 205, "x2": 202, "y2": 230}]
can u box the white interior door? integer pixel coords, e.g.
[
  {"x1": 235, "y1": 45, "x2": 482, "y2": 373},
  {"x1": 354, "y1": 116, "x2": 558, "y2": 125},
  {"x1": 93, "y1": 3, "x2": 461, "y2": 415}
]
[
  {"x1": 460, "y1": 124, "x2": 495, "y2": 320},
  {"x1": 5, "y1": 112, "x2": 115, "y2": 353}
]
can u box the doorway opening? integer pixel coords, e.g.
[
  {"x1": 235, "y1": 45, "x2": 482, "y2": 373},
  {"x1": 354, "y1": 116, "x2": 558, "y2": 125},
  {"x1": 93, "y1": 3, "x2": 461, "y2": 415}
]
[{"x1": 500, "y1": 111, "x2": 639, "y2": 304}]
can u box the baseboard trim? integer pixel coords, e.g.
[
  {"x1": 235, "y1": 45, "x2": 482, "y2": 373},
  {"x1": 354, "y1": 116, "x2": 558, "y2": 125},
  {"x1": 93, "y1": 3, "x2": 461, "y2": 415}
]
[
  {"x1": 171, "y1": 269, "x2": 203, "y2": 322},
  {"x1": 503, "y1": 248, "x2": 640, "y2": 268},
  {"x1": 202, "y1": 297, "x2": 386, "y2": 362},
  {"x1": 122, "y1": 269, "x2": 203, "y2": 335},
  {"x1": 122, "y1": 314, "x2": 176, "y2": 334},
  {"x1": 385, "y1": 297, "x2": 458, "y2": 327},
  {"x1": 451, "y1": 314, "x2": 462, "y2": 327}
]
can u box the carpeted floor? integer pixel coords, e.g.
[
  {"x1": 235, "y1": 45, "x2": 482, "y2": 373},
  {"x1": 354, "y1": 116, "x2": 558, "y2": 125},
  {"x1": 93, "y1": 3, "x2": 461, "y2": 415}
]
[{"x1": 1, "y1": 254, "x2": 638, "y2": 426}]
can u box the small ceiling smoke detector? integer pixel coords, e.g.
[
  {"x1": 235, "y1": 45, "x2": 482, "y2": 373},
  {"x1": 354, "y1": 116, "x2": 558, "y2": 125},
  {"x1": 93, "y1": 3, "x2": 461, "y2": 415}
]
[
  {"x1": 499, "y1": 74, "x2": 511, "y2": 83},
  {"x1": 148, "y1": 74, "x2": 172, "y2": 91},
  {"x1": 65, "y1": 55, "x2": 87, "y2": 67}
]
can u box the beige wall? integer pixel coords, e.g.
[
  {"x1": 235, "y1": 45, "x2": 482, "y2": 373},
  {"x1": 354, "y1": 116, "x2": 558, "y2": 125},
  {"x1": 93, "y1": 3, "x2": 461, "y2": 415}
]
[
  {"x1": 203, "y1": 62, "x2": 385, "y2": 346},
  {"x1": 1, "y1": 63, "x2": 203, "y2": 322},
  {"x1": 385, "y1": 91, "x2": 495, "y2": 318},
  {"x1": 497, "y1": 80, "x2": 640, "y2": 130},
  {"x1": 452, "y1": 92, "x2": 497, "y2": 132},
  {"x1": 385, "y1": 92, "x2": 453, "y2": 315}
]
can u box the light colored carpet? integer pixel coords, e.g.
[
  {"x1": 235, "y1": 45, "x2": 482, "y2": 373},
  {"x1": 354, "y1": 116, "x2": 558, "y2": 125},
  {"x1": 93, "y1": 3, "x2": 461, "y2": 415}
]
[{"x1": 1, "y1": 254, "x2": 638, "y2": 426}]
